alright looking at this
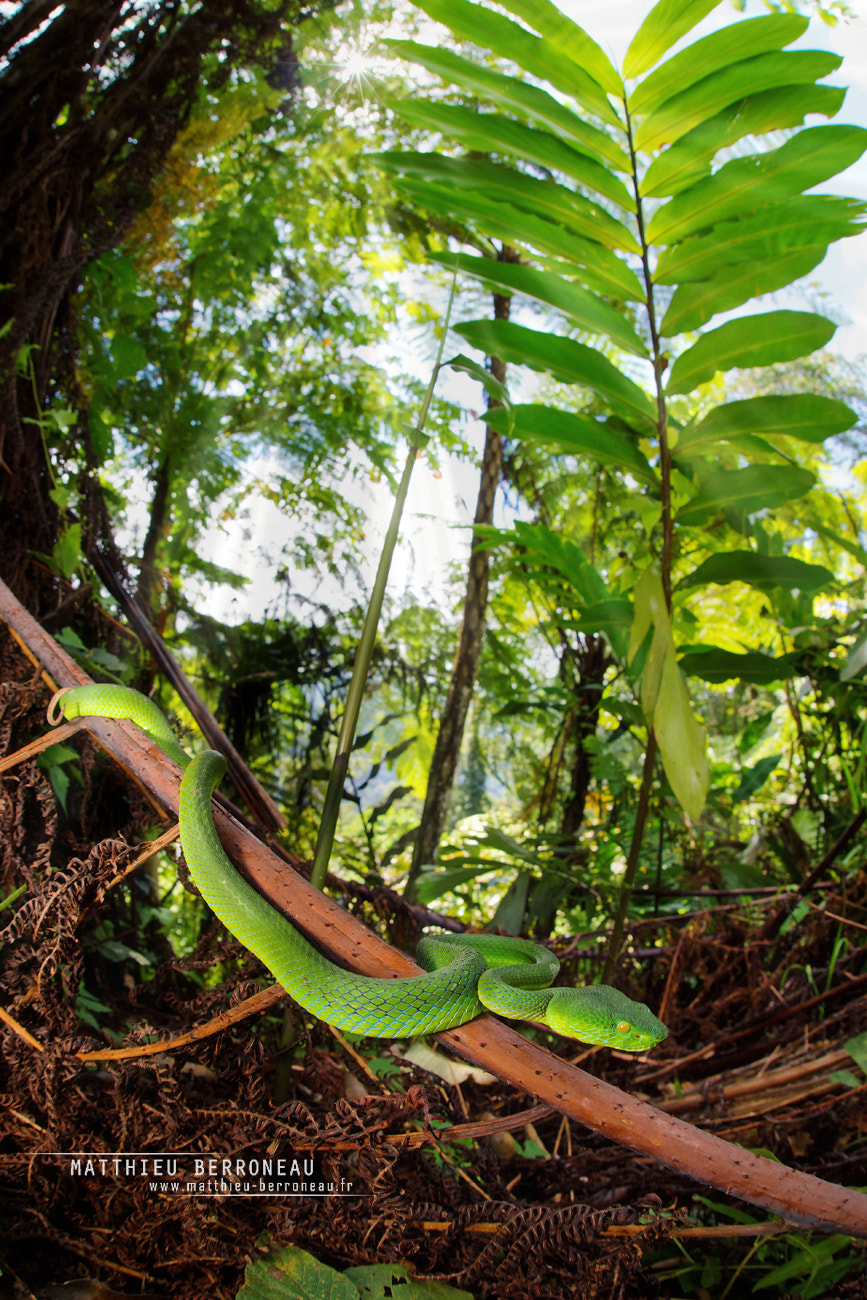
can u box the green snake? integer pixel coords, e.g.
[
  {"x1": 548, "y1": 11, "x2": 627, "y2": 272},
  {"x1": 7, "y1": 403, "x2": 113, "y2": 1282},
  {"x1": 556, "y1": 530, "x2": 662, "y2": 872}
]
[{"x1": 51, "y1": 685, "x2": 667, "y2": 1051}]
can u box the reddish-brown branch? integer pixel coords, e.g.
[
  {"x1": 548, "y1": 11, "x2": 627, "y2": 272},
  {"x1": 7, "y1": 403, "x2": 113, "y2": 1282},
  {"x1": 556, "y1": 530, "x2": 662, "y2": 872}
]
[{"x1": 2, "y1": 574, "x2": 866, "y2": 1237}]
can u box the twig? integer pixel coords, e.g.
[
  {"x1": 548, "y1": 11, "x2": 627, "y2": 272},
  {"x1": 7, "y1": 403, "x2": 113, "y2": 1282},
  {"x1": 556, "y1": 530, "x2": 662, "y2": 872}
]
[
  {"x1": 0, "y1": 721, "x2": 81, "y2": 772},
  {"x1": 328, "y1": 1023, "x2": 384, "y2": 1085},
  {"x1": 76, "y1": 986, "x2": 284, "y2": 1061},
  {"x1": 799, "y1": 807, "x2": 867, "y2": 896},
  {"x1": 0, "y1": 1006, "x2": 45, "y2": 1053}
]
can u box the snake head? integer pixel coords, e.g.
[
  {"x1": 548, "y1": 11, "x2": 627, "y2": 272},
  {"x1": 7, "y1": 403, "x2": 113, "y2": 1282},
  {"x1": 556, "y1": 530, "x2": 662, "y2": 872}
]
[{"x1": 544, "y1": 984, "x2": 668, "y2": 1052}]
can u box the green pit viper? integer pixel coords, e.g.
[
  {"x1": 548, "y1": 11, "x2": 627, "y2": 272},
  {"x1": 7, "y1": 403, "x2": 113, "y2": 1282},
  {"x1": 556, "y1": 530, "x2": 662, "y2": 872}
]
[{"x1": 50, "y1": 684, "x2": 667, "y2": 1051}]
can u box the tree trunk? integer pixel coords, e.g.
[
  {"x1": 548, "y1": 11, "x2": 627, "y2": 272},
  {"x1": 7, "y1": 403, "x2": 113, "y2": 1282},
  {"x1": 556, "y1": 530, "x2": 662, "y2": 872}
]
[
  {"x1": 406, "y1": 248, "x2": 518, "y2": 897},
  {"x1": 136, "y1": 455, "x2": 173, "y2": 620},
  {"x1": 0, "y1": 0, "x2": 320, "y2": 606},
  {"x1": 559, "y1": 634, "x2": 610, "y2": 843}
]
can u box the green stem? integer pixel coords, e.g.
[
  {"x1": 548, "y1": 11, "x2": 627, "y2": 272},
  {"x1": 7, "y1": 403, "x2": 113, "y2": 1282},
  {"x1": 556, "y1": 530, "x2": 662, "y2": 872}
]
[
  {"x1": 601, "y1": 106, "x2": 671, "y2": 979},
  {"x1": 310, "y1": 446, "x2": 418, "y2": 890},
  {"x1": 309, "y1": 276, "x2": 458, "y2": 891},
  {"x1": 602, "y1": 732, "x2": 657, "y2": 984},
  {"x1": 0, "y1": 883, "x2": 26, "y2": 912}
]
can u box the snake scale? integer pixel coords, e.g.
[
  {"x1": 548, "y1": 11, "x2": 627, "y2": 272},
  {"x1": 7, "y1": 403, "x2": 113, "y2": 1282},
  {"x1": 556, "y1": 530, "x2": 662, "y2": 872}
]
[{"x1": 52, "y1": 685, "x2": 667, "y2": 1050}]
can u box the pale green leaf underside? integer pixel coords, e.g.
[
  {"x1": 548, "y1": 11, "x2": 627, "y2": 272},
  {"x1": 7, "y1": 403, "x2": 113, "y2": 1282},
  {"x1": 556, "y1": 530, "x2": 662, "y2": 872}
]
[
  {"x1": 675, "y1": 464, "x2": 816, "y2": 524},
  {"x1": 485, "y1": 402, "x2": 657, "y2": 484},
  {"x1": 384, "y1": 41, "x2": 629, "y2": 170},
  {"x1": 455, "y1": 319, "x2": 657, "y2": 427},
  {"x1": 629, "y1": 13, "x2": 807, "y2": 116},
  {"x1": 496, "y1": 0, "x2": 622, "y2": 96},
  {"x1": 680, "y1": 551, "x2": 834, "y2": 592},
  {"x1": 667, "y1": 311, "x2": 836, "y2": 394},
  {"x1": 673, "y1": 432, "x2": 783, "y2": 464},
  {"x1": 376, "y1": 153, "x2": 639, "y2": 254},
  {"x1": 630, "y1": 565, "x2": 708, "y2": 821},
  {"x1": 623, "y1": 0, "x2": 723, "y2": 79},
  {"x1": 678, "y1": 395, "x2": 857, "y2": 455},
  {"x1": 654, "y1": 196, "x2": 865, "y2": 284},
  {"x1": 640, "y1": 84, "x2": 846, "y2": 198},
  {"x1": 411, "y1": 0, "x2": 621, "y2": 126},
  {"x1": 654, "y1": 645, "x2": 710, "y2": 822},
  {"x1": 660, "y1": 247, "x2": 827, "y2": 336},
  {"x1": 389, "y1": 103, "x2": 633, "y2": 207},
  {"x1": 387, "y1": 180, "x2": 645, "y2": 301},
  {"x1": 445, "y1": 354, "x2": 513, "y2": 433},
  {"x1": 532, "y1": 254, "x2": 645, "y2": 303},
  {"x1": 635, "y1": 49, "x2": 842, "y2": 153},
  {"x1": 647, "y1": 125, "x2": 867, "y2": 245},
  {"x1": 430, "y1": 253, "x2": 649, "y2": 357}
]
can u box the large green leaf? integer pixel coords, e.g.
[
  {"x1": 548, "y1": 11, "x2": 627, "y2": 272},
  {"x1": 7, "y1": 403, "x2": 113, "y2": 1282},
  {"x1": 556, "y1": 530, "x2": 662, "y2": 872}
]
[
  {"x1": 390, "y1": 180, "x2": 646, "y2": 300},
  {"x1": 384, "y1": 41, "x2": 630, "y2": 170},
  {"x1": 484, "y1": 403, "x2": 657, "y2": 484},
  {"x1": 628, "y1": 565, "x2": 709, "y2": 820},
  {"x1": 445, "y1": 354, "x2": 514, "y2": 434},
  {"x1": 679, "y1": 647, "x2": 797, "y2": 685},
  {"x1": 678, "y1": 395, "x2": 857, "y2": 455},
  {"x1": 390, "y1": 103, "x2": 633, "y2": 207},
  {"x1": 655, "y1": 197, "x2": 865, "y2": 286},
  {"x1": 666, "y1": 311, "x2": 836, "y2": 395},
  {"x1": 507, "y1": 521, "x2": 631, "y2": 658},
  {"x1": 562, "y1": 599, "x2": 634, "y2": 650},
  {"x1": 660, "y1": 246, "x2": 827, "y2": 336},
  {"x1": 455, "y1": 320, "x2": 658, "y2": 427},
  {"x1": 640, "y1": 84, "x2": 846, "y2": 198},
  {"x1": 429, "y1": 253, "x2": 649, "y2": 356},
  {"x1": 675, "y1": 464, "x2": 816, "y2": 524},
  {"x1": 647, "y1": 125, "x2": 867, "y2": 245},
  {"x1": 629, "y1": 566, "x2": 668, "y2": 720},
  {"x1": 511, "y1": 522, "x2": 610, "y2": 606},
  {"x1": 414, "y1": 865, "x2": 500, "y2": 905},
  {"x1": 679, "y1": 551, "x2": 835, "y2": 592},
  {"x1": 635, "y1": 50, "x2": 841, "y2": 153},
  {"x1": 809, "y1": 521, "x2": 867, "y2": 570},
  {"x1": 673, "y1": 431, "x2": 781, "y2": 464},
  {"x1": 655, "y1": 645, "x2": 710, "y2": 822},
  {"x1": 412, "y1": 0, "x2": 621, "y2": 126},
  {"x1": 496, "y1": 0, "x2": 622, "y2": 97},
  {"x1": 531, "y1": 256, "x2": 645, "y2": 304},
  {"x1": 732, "y1": 755, "x2": 783, "y2": 803},
  {"x1": 623, "y1": 0, "x2": 724, "y2": 79},
  {"x1": 375, "y1": 153, "x2": 639, "y2": 253},
  {"x1": 629, "y1": 13, "x2": 807, "y2": 116}
]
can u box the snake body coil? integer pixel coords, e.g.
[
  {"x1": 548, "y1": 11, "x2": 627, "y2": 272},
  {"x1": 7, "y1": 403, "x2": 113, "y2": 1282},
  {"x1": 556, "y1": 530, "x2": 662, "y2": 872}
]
[{"x1": 53, "y1": 687, "x2": 667, "y2": 1051}]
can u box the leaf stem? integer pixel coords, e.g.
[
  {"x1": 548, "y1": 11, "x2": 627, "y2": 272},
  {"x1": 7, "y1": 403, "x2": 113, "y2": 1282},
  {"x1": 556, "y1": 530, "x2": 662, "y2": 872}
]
[
  {"x1": 626, "y1": 109, "x2": 672, "y2": 608},
  {"x1": 309, "y1": 274, "x2": 458, "y2": 890},
  {"x1": 602, "y1": 107, "x2": 671, "y2": 978}
]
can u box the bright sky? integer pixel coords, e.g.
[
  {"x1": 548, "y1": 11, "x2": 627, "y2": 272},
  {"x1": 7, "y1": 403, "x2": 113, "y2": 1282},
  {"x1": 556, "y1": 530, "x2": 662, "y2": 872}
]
[{"x1": 201, "y1": 0, "x2": 867, "y2": 624}]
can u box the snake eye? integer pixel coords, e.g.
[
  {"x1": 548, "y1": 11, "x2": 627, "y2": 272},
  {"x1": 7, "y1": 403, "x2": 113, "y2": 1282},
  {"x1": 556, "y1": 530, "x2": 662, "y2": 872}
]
[{"x1": 617, "y1": 1020, "x2": 632, "y2": 1036}]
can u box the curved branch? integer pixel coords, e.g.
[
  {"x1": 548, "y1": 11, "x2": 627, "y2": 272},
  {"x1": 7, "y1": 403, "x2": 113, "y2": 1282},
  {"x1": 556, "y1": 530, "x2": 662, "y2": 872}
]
[{"x1": 2, "y1": 575, "x2": 866, "y2": 1238}]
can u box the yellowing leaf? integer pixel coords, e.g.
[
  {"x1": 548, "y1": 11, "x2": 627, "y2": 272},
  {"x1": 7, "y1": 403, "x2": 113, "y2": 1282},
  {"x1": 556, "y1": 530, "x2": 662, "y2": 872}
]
[
  {"x1": 629, "y1": 566, "x2": 709, "y2": 821},
  {"x1": 655, "y1": 645, "x2": 710, "y2": 822}
]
